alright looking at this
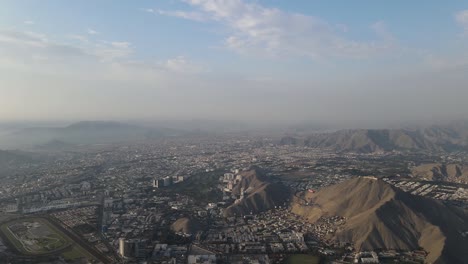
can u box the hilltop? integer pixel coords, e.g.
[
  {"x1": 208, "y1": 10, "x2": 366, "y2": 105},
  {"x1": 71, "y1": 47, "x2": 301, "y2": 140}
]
[{"x1": 291, "y1": 177, "x2": 468, "y2": 263}]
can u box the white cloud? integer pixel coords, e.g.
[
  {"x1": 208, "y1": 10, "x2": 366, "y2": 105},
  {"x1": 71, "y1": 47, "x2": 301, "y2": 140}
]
[
  {"x1": 0, "y1": 28, "x2": 204, "y2": 81},
  {"x1": 0, "y1": 30, "x2": 48, "y2": 47},
  {"x1": 161, "y1": 0, "x2": 397, "y2": 59},
  {"x1": 24, "y1": 20, "x2": 35, "y2": 25},
  {"x1": 111, "y1": 41, "x2": 131, "y2": 49},
  {"x1": 87, "y1": 28, "x2": 99, "y2": 35},
  {"x1": 156, "y1": 9, "x2": 207, "y2": 22},
  {"x1": 455, "y1": 10, "x2": 468, "y2": 35},
  {"x1": 371, "y1": 21, "x2": 394, "y2": 41},
  {"x1": 162, "y1": 56, "x2": 206, "y2": 73},
  {"x1": 68, "y1": 34, "x2": 89, "y2": 43}
]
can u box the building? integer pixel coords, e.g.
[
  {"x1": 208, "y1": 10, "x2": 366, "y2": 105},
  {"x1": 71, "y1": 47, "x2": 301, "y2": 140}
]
[
  {"x1": 188, "y1": 245, "x2": 216, "y2": 264},
  {"x1": 153, "y1": 179, "x2": 165, "y2": 188},
  {"x1": 119, "y1": 238, "x2": 143, "y2": 259},
  {"x1": 118, "y1": 238, "x2": 128, "y2": 257}
]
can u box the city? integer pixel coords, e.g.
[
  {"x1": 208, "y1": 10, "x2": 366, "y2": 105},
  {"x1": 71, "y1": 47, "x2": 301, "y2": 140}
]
[
  {"x1": 1, "y1": 0, "x2": 468, "y2": 263},
  {"x1": 0, "y1": 133, "x2": 467, "y2": 263}
]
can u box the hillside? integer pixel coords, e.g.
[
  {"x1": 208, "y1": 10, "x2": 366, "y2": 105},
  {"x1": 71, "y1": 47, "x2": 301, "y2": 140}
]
[
  {"x1": 280, "y1": 122, "x2": 468, "y2": 153},
  {"x1": 306, "y1": 129, "x2": 440, "y2": 152},
  {"x1": 291, "y1": 177, "x2": 468, "y2": 263},
  {"x1": 421, "y1": 121, "x2": 468, "y2": 151},
  {"x1": 223, "y1": 168, "x2": 291, "y2": 217},
  {"x1": 411, "y1": 163, "x2": 468, "y2": 184}
]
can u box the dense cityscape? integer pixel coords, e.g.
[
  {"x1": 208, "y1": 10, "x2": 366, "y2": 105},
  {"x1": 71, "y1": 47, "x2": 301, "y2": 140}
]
[
  {"x1": 0, "y1": 134, "x2": 467, "y2": 263},
  {"x1": 1, "y1": 1, "x2": 468, "y2": 263}
]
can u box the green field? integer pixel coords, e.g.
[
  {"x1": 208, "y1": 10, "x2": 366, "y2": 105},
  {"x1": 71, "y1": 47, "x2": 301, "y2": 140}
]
[{"x1": 285, "y1": 254, "x2": 320, "y2": 264}]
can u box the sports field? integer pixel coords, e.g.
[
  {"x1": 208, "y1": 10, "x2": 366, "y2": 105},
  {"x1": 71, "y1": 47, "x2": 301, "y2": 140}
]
[
  {"x1": 0, "y1": 217, "x2": 98, "y2": 262},
  {"x1": 0, "y1": 217, "x2": 70, "y2": 254}
]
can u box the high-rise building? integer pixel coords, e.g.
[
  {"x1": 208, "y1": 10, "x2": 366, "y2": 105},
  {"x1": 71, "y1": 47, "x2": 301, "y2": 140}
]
[
  {"x1": 119, "y1": 238, "x2": 137, "y2": 258},
  {"x1": 153, "y1": 179, "x2": 165, "y2": 188},
  {"x1": 118, "y1": 238, "x2": 126, "y2": 257}
]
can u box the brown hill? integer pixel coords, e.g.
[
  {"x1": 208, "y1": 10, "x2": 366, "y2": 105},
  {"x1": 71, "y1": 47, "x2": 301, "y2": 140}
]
[
  {"x1": 223, "y1": 168, "x2": 291, "y2": 217},
  {"x1": 411, "y1": 163, "x2": 468, "y2": 184},
  {"x1": 291, "y1": 177, "x2": 468, "y2": 263},
  {"x1": 280, "y1": 121, "x2": 468, "y2": 153},
  {"x1": 421, "y1": 121, "x2": 468, "y2": 150},
  {"x1": 301, "y1": 129, "x2": 441, "y2": 153},
  {"x1": 170, "y1": 217, "x2": 201, "y2": 235}
]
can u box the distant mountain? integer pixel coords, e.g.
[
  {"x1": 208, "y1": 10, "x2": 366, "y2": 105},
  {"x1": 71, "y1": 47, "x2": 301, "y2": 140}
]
[
  {"x1": 411, "y1": 163, "x2": 468, "y2": 184},
  {"x1": 420, "y1": 121, "x2": 468, "y2": 151},
  {"x1": 291, "y1": 177, "x2": 468, "y2": 263},
  {"x1": 0, "y1": 121, "x2": 182, "y2": 149},
  {"x1": 223, "y1": 168, "x2": 291, "y2": 217},
  {"x1": 309, "y1": 129, "x2": 441, "y2": 152},
  {"x1": 280, "y1": 121, "x2": 468, "y2": 153}
]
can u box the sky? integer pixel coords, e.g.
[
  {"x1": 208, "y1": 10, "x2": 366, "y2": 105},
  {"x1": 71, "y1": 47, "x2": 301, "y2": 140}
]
[{"x1": 0, "y1": 0, "x2": 468, "y2": 126}]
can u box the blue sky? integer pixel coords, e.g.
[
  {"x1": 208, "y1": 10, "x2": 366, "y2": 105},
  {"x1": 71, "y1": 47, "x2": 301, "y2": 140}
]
[{"x1": 0, "y1": 1, "x2": 467, "y2": 124}]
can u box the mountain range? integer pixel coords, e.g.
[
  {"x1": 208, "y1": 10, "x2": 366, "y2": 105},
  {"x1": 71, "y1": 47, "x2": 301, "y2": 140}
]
[
  {"x1": 0, "y1": 121, "x2": 181, "y2": 149},
  {"x1": 280, "y1": 121, "x2": 468, "y2": 153},
  {"x1": 291, "y1": 177, "x2": 468, "y2": 263},
  {"x1": 411, "y1": 163, "x2": 468, "y2": 184}
]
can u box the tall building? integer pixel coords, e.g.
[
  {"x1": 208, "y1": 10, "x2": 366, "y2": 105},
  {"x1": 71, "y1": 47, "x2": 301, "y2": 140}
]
[
  {"x1": 153, "y1": 179, "x2": 165, "y2": 188},
  {"x1": 119, "y1": 238, "x2": 145, "y2": 259},
  {"x1": 119, "y1": 238, "x2": 135, "y2": 258},
  {"x1": 118, "y1": 238, "x2": 126, "y2": 257}
]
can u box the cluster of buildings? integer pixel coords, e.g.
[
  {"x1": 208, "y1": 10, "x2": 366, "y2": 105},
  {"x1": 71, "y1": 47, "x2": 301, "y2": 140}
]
[
  {"x1": 1, "y1": 135, "x2": 466, "y2": 263},
  {"x1": 153, "y1": 176, "x2": 185, "y2": 188},
  {"x1": 385, "y1": 178, "x2": 468, "y2": 208}
]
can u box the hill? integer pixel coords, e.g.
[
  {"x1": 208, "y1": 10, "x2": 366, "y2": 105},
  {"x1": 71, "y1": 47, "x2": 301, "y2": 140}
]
[
  {"x1": 280, "y1": 121, "x2": 468, "y2": 153},
  {"x1": 421, "y1": 121, "x2": 468, "y2": 151},
  {"x1": 306, "y1": 129, "x2": 440, "y2": 152},
  {"x1": 0, "y1": 121, "x2": 181, "y2": 149},
  {"x1": 170, "y1": 217, "x2": 202, "y2": 235},
  {"x1": 411, "y1": 163, "x2": 468, "y2": 184},
  {"x1": 223, "y1": 168, "x2": 291, "y2": 217},
  {"x1": 291, "y1": 177, "x2": 468, "y2": 263}
]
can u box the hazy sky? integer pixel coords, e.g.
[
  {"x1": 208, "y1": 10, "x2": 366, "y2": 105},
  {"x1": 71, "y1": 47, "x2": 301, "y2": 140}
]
[{"x1": 0, "y1": 0, "x2": 468, "y2": 125}]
